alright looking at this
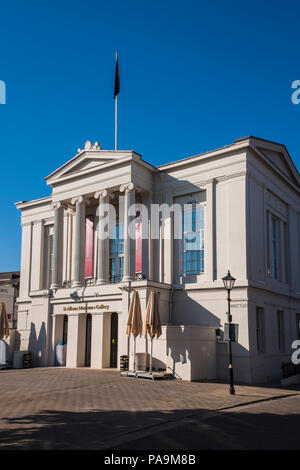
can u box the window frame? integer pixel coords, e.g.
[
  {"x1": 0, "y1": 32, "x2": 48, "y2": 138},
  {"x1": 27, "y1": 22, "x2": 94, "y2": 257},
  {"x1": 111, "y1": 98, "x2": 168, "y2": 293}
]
[
  {"x1": 181, "y1": 203, "x2": 205, "y2": 277},
  {"x1": 277, "y1": 310, "x2": 285, "y2": 353},
  {"x1": 109, "y1": 220, "x2": 124, "y2": 283}
]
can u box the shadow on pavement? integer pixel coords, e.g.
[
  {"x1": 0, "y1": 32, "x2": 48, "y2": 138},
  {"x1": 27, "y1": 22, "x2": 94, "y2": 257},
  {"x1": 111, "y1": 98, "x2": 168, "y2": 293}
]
[{"x1": 1, "y1": 403, "x2": 300, "y2": 450}]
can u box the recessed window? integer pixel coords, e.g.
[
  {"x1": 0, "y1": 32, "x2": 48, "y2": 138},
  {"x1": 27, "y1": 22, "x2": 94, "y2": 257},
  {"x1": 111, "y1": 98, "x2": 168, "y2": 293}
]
[
  {"x1": 43, "y1": 225, "x2": 54, "y2": 289},
  {"x1": 110, "y1": 222, "x2": 124, "y2": 283},
  {"x1": 182, "y1": 204, "x2": 204, "y2": 275},
  {"x1": 277, "y1": 310, "x2": 285, "y2": 352},
  {"x1": 271, "y1": 216, "x2": 280, "y2": 280}
]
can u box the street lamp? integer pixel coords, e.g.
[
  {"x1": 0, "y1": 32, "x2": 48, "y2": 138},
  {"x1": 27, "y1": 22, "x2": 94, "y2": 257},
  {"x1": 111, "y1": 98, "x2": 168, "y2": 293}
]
[{"x1": 222, "y1": 270, "x2": 236, "y2": 395}]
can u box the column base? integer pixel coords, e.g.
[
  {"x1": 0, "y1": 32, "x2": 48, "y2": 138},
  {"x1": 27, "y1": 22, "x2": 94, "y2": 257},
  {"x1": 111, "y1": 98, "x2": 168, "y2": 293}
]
[
  {"x1": 72, "y1": 281, "x2": 82, "y2": 288},
  {"x1": 96, "y1": 279, "x2": 107, "y2": 285},
  {"x1": 50, "y1": 283, "x2": 60, "y2": 290},
  {"x1": 122, "y1": 276, "x2": 134, "y2": 282}
]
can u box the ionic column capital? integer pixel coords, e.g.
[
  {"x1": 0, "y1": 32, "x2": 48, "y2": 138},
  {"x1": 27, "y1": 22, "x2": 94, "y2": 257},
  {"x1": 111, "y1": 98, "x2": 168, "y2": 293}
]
[
  {"x1": 119, "y1": 182, "x2": 134, "y2": 193},
  {"x1": 94, "y1": 189, "x2": 108, "y2": 200},
  {"x1": 52, "y1": 201, "x2": 67, "y2": 211},
  {"x1": 71, "y1": 196, "x2": 87, "y2": 206}
]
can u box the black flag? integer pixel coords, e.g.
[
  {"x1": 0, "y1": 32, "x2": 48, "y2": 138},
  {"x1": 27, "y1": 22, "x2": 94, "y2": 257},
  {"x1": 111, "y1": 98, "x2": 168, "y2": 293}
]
[{"x1": 114, "y1": 52, "x2": 120, "y2": 99}]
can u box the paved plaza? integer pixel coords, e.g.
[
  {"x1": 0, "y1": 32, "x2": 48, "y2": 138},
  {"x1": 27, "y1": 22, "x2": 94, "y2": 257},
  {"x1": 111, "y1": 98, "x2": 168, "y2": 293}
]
[{"x1": 0, "y1": 367, "x2": 300, "y2": 450}]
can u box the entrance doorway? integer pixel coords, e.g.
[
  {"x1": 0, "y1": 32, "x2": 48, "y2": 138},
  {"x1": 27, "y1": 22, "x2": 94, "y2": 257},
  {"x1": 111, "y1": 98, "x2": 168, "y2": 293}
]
[
  {"x1": 110, "y1": 313, "x2": 118, "y2": 368},
  {"x1": 85, "y1": 314, "x2": 92, "y2": 367}
]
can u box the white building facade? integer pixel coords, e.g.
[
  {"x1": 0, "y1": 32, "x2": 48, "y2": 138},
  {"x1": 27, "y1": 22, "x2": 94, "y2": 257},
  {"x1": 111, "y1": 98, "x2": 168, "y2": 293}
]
[{"x1": 15, "y1": 136, "x2": 300, "y2": 383}]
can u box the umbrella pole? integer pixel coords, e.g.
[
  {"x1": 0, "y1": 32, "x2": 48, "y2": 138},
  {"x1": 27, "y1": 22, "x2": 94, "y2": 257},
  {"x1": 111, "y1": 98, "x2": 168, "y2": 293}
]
[
  {"x1": 149, "y1": 338, "x2": 153, "y2": 374},
  {"x1": 133, "y1": 337, "x2": 136, "y2": 372}
]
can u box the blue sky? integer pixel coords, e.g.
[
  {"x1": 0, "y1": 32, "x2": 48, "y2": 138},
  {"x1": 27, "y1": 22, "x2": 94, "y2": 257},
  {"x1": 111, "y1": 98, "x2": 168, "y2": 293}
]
[{"x1": 1, "y1": 0, "x2": 300, "y2": 271}]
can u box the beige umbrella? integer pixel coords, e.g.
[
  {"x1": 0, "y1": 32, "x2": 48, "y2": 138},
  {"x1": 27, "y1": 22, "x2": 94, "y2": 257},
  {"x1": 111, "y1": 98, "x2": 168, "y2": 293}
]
[
  {"x1": 143, "y1": 291, "x2": 161, "y2": 374},
  {"x1": 126, "y1": 291, "x2": 143, "y2": 372},
  {"x1": 0, "y1": 303, "x2": 9, "y2": 341}
]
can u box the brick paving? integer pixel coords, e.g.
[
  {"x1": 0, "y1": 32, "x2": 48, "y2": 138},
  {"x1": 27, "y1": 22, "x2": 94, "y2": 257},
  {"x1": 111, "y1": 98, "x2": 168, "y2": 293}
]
[{"x1": 0, "y1": 367, "x2": 299, "y2": 449}]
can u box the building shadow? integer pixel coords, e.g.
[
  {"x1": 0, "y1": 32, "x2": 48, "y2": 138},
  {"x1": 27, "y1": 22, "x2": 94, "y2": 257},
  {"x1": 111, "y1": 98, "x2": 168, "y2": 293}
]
[
  {"x1": 0, "y1": 405, "x2": 300, "y2": 450},
  {"x1": 28, "y1": 322, "x2": 47, "y2": 366}
]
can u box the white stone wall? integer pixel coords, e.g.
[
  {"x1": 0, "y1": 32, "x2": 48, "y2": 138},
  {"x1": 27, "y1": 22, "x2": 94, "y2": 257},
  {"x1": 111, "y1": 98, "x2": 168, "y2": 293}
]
[{"x1": 14, "y1": 138, "x2": 300, "y2": 383}]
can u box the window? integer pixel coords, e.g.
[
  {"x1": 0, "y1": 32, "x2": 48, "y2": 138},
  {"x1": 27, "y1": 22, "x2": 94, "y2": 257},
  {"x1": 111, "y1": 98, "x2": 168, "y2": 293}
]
[
  {"x1": 296, "y1": 314, "x2": 300, "y2": 340},
  {"x1": 182, "y1": 204, "x2": 204, "y2": 275},
  {"x1": 84, "y1": 215, "x2": 94, "y2": 279},
  {"x1": 43, "y1": 225, "x2": 54, "y2": 289},
  {"x1": 271, "y1": 216, "x2": 280, "y2": 280},
  {"x1": 256, "y1": 307, "x2": 266, "y2": 353},
  {"x1": 277, "y1": 310, "x2": 285, "y2": 352},
  {"x1": 110, "y1": 222, "x2": 124, "y2": 283}
]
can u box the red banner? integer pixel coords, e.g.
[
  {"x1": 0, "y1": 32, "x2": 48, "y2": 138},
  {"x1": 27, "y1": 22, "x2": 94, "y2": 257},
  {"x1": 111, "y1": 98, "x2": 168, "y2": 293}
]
[
  {"x1": 135, "y1": 211, "x2": 142, "y2": 273},
  {"x1": 84, "y1": 215, "x2": 94, "y2": 278}
]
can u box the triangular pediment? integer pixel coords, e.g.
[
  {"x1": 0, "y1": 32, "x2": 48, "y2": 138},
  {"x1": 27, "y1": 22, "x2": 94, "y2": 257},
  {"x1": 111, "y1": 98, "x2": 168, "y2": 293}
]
[
  {"x1": 257, "y1": 148, "x2": 295, "y2": 182},
  {"x1": 45, "y1": 149, "x2": 137, "y2": 186},
  {"x1": 63, "y1": 155, "x2": 116, "y2": 176},
  {"x1": 249, "y1": 139, "x2": 300, "y2": 188}
]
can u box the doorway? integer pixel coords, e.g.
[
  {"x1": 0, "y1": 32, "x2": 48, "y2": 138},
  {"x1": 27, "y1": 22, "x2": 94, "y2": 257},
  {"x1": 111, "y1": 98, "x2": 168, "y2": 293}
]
[
  {"x1": 62, "y1": 315, "x2": 68, "y2": 345},
  {"x1": 85, "y1": 314, "x2": 92, "y2": 367},
  {"x1": 110, "y1": 313, "x2": 118, "y2": 368}
]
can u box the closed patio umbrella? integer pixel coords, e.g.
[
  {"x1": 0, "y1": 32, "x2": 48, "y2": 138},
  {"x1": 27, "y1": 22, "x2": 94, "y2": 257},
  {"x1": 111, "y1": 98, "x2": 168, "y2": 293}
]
[
  {"x1": 143, "y1": 291, "x2": 161, "y2": 374},
  {"x1": 126, "y1": 290, "x2": 143, "y2": 372},
  {"x1": 0, "y1": 303, "x2": 9, "y2": 341}
]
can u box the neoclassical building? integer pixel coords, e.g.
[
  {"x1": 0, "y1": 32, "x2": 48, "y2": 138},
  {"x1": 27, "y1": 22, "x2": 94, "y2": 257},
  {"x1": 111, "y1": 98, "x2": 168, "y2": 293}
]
[{"x1": 15, "y1": 136, "x2": 300, "y2": 383}]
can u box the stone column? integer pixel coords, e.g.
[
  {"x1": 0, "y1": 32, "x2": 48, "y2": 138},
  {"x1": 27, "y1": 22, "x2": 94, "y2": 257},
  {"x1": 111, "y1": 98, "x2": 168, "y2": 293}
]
[
  {"x1": 147, "y1": 193, "x2": 154, "y2": 281},
  {"x1": 51, "y1": 202, "x2": 64, "y2": 289},
  {"x1": 120, "y1": 183, "x2": 136, "y2": 281},
  {"x1": 162, "y1": 189, "x2": 173, "y2": 285},
  {"x1": 71, "y1": 196, "x2": 86, "y2": 287},
  {"x1": 95, "y1": 190, "x2": 109, "y2": 284},
  {"x1": 65, "y1": 313, "x2": 86, "y2": 367}
]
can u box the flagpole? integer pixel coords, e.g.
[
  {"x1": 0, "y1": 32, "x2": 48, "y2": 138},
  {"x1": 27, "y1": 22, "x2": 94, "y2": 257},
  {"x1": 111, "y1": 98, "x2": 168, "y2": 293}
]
[
  {"x1": 114, "y1": 50, "x2": 119, "y2": 151},
  {"x1": 115, "y1": 93, "x2": 118, "y2": 151}
]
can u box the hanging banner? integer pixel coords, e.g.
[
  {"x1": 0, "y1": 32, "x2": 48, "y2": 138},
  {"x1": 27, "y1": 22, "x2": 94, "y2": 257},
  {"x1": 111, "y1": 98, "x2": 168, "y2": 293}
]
[
  {"x1": 85, "y1": 215, "x2": 94, "y2": 278},
  {"x1": 135, "y1": 210, "x2": 142, "y2": 274}
]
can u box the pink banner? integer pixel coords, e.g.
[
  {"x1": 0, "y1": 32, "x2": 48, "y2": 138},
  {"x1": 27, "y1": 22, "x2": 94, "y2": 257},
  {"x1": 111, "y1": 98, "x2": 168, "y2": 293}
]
[
  {"x1": 85, "y1": 215, "x2": 94, "y2": 278},
  {"x1": 135, "y1": 211, "x2": 142, "y2": 273}
]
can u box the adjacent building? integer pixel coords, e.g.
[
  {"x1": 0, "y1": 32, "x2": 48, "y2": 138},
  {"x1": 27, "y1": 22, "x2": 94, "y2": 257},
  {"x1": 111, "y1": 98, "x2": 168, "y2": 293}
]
[
  {"x1": 0, "y1": 271, "x2": 20, "y2": 365},
  {"x1": 15, "y1": 136, "x2": 300, "y2": 383}
]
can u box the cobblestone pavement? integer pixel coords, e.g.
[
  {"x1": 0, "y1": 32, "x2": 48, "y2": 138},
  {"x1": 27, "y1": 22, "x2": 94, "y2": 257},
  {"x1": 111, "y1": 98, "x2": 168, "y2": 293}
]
[{"x1": 0, "y1": 367, "x2": 299, "y2": 450}]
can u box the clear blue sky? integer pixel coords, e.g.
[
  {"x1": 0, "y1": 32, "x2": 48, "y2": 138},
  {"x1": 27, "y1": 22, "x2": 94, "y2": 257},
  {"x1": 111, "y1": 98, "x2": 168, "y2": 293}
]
[{"x1": 1, "y1": 0, "x2": 300, "y2": 271}]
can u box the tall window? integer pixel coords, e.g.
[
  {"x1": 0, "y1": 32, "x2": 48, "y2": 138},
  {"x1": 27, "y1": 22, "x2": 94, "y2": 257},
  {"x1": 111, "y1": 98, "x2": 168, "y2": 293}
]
[
  {"x1": 271, "y1": 216, "x2": 280, "y2": 280},
  {"x1": 277, "y1": 310, "x2": 285, "y2": 352},
  {"x1": 84, "y1": 215, "x2": 94, "y2": 279},
  {"x1": 256, "y1": 307, "x2": 266, "y2": 354},
  {"x1": 182, "y1": 204, "x2": 204, "y2": 275},
  {"x1": 110, "y1": 222, "x2": 124, "y2": 283},
  {"x1": 43, "y1": 225, "x2": 54, "y2": 289},
  {"x1": 296, "y1": 314, "x2": 300, "y2": 340}
]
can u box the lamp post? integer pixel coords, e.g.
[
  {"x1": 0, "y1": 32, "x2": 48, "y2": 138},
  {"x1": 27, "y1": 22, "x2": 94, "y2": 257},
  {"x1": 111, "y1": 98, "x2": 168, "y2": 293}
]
[{"x1": 222, "y1": 270, "x2": 236, "y2": 395}]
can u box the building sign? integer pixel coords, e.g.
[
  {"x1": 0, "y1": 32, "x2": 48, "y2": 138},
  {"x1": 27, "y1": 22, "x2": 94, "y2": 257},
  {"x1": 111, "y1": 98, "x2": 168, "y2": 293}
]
[
  {"x1": 63, "y1": 304, "x2": 109, "y2": 312},
  {"x1": 85, "y1": 215, "x2": 94, "y2": 278}
]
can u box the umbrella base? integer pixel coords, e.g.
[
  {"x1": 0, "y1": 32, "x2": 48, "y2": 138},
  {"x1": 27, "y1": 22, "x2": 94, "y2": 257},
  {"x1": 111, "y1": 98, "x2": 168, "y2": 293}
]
[
  {"x1": 136, "y1": 371, "x2": 174, "y2": 380},
  {"x1": 120, "y1": 371, "x2": 137, "y2": 378},
  {"x1": 120, "y1": 370, "x2": 174, "y2": 380}
]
